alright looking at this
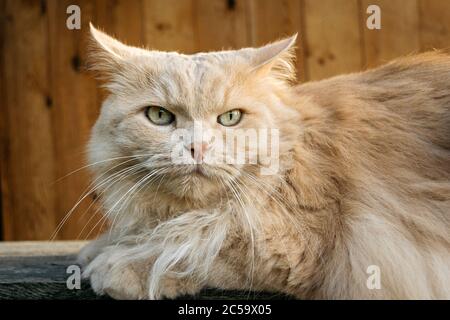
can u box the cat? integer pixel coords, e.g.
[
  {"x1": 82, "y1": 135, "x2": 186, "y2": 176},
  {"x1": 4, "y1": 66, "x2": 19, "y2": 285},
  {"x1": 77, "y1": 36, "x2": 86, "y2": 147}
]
[{"x1": 78, "y1": 23, "x2": 450, "y2": 299}]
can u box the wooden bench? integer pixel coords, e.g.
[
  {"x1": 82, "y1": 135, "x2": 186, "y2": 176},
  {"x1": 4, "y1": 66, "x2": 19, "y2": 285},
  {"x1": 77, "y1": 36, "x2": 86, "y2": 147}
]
[{"x1": 0, "y1": 241, "x2": 290, "y2": 300}]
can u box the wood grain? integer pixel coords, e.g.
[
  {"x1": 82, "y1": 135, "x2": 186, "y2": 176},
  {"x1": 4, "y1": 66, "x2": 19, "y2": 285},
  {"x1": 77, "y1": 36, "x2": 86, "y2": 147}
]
[
  {"x1": 419, "y1": 0, "x2": 450, "y2": 51},
  {"x1": 142, "y1": 0, "x2": 197, "y2": 52},
  {"x1": 0, "y1": 0, "x2": 6, "y2": 241},
  {"x1": 247, "y1": 0, "x2": 305, "y2": 81},
  {"x1": 361, "y1": 0, "x2": 420, "y2": 68},
  {"x1": 1, "y1": 0, "x2": 449, "y2": 240},
  {"x1": 303, "y1": 0, "x2": 363, "y2": 80},
  {"x1": 195, "y1": 0, "x2": 249, "y2": 52},
  {"x1": 1, "y1": 0, "x2": 57, "y2": 240},
  {"x1": 45, "y1": 0, "x2": 103, "y2": 240},
  {"x1": 96, "y1": 0, "x2": 144, "y2": 45}
]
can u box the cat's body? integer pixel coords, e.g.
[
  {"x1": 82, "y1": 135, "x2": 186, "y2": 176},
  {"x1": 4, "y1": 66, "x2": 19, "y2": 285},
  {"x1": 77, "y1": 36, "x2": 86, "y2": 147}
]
[{"x1": 79, "y1": 25, "x2": 450, "y2": 299}]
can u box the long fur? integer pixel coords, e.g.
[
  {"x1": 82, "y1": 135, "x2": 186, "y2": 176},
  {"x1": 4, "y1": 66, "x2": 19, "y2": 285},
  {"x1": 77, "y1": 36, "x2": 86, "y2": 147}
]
[{"x1": 79, "y1": 25, "x2": 450, "y2": 299}]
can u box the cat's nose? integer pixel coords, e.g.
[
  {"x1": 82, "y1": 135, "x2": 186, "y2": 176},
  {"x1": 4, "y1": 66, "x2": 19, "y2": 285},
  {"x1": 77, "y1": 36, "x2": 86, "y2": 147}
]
[{"x1": 188, "y1": 142, "x2": 209, "y2": 163}]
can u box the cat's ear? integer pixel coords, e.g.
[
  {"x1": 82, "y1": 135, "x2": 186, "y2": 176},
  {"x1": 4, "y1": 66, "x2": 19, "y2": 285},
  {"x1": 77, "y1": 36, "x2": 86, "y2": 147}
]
[
  {"x1": 87, "y1": 23, "x2": 136, "y2": 75},
  {"x1": 249, "y1": 34, "x2": 297, "y2": 82}
]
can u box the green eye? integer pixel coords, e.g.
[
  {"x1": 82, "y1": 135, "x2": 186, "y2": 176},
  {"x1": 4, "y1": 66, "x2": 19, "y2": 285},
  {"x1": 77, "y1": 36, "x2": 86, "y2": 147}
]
[
  {"x1": 146, "y1": 106, "x2": 175, "y2": 125},
  {"x1": 217, "y1": 109, "x2": 242, "y2": 126}
]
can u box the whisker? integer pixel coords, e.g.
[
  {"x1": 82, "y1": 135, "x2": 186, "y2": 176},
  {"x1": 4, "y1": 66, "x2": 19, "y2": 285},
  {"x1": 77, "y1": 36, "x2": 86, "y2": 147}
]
[
  {"x1": 52, "y1": 161, "x2": 146, "y2": 240},
  {"x1": 52, "y1": 153, "x2": 155, "y2": 184},
  {"x1": 225, "y1": 177, "x2": 256, "y2": 295},
  {"x1": 80, "y1": 166, "x2": 151, "y2": 239},
  {"x1": 105, "y1": 169, "x2": 165, "y2": 238},
  {"x1": 76, "y1": 166, "x2": 148, "y2": 239}
]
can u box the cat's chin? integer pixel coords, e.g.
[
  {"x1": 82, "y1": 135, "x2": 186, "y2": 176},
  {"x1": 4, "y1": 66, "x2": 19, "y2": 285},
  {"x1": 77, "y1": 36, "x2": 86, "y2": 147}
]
[
  {"x1": 162, "y1": 165, "x2": 231, "y2": 202},
  {"x1": 188, "y1": 164, "x2": 210, "y2": 177},
  {"x1": 170, "y1": 179, "x2": 220, "y2": 203}
]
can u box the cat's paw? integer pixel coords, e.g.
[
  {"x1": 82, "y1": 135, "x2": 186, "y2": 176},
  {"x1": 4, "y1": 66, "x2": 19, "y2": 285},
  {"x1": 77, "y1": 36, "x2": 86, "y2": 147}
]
[
  {"x1": 155, "y1": 276, "x2": 202, "y2": 299},
  {"x1": 83, "y1": 249, "x2": 149, "y2": 300},
  {"x1": 77, "y1": 242, "x2": 103, "y2": 268},
  {"x1": 77, "y1": 236, "x2": 110, "y2": 268},
  {"x1": 82, "y1": 246, "x2": 203, "y2": 300}
]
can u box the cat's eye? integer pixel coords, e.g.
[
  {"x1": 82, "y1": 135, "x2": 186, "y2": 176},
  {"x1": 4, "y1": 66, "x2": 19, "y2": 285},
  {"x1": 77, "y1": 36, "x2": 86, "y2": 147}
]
[
  {"x1": 217, "y1": 109, "x2": 242, "y2": 126},
  {"x1": 146, "y1": 106, "x2": 175, "y2": 126}
]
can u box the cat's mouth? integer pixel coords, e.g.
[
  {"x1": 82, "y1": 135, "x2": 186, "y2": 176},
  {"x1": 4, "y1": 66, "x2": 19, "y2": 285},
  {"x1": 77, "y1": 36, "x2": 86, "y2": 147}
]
[{"x1": 182, "y1": 163, "x2": 227, "y2": 180}]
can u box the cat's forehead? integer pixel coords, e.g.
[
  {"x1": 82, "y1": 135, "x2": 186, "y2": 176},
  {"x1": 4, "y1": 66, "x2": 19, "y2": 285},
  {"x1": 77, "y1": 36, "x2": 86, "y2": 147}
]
[
  {"x1": 147, "y1": 52, "x2": 242, "y2": 117},
  {"x1": 160, "y1": 50, "x2": 240, "y2": 79}
]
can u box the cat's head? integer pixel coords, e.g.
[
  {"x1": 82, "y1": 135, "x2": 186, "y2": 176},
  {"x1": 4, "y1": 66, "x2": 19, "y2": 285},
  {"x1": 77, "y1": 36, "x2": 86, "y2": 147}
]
[{"x1": 87, "y1": 24, "x2": 300, "y2": 206}]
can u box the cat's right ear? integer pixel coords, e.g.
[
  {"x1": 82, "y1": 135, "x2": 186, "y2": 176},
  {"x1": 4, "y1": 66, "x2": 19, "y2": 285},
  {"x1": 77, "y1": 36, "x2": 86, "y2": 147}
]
[{"x1": 87, "y1": 23, "x2": 134, "y2": 76}]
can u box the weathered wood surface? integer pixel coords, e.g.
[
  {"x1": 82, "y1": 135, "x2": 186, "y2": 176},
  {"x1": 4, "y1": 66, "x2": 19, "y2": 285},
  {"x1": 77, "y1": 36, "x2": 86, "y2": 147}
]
[
  {"x1": 0, "y1": 241, "x2": 291, "y2": 300},
  {"x1": 0, "y1": 241, "x2": 100, "y2": 299}
]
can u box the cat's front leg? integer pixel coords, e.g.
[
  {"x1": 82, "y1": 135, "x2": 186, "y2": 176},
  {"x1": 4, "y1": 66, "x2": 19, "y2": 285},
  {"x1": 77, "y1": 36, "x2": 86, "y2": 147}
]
[{"x1": 82, "y1": 244, "x2": 203, "y2": 299}]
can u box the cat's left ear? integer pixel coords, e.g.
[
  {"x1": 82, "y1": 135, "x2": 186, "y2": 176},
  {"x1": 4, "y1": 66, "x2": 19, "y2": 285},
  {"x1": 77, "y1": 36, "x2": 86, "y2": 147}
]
[
  {"x1": 248, "y1": 34, "x2": 297, "y2": 82},
  {"x1": 87, "y1": 23, "x2": 141, "y2": 76}
]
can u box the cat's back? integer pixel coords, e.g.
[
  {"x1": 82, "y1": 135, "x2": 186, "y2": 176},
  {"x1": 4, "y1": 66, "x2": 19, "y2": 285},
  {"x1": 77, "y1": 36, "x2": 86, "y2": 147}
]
[
  {"x1": 294, "y1": 51, "x2": 450, "y2": 152},
  {"x1": 292, "y1": 53, "x2": 450, "y2": 299}
]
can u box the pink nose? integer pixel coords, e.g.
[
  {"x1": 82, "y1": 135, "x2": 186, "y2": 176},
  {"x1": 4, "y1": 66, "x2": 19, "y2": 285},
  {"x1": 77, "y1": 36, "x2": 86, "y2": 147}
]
[{"x1": 188, "y1": 142, "x2": 209, "y2": 162}]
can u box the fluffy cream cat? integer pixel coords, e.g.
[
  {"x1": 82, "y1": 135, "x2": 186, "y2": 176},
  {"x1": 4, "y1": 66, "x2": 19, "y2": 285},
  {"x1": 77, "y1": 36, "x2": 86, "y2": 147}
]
[{"x1": 79, "y1": 24, "x2": 450, "y2": 299}]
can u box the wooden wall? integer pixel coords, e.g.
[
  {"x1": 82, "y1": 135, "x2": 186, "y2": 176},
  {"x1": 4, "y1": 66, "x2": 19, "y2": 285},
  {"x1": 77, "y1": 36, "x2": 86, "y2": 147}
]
[{"x1": 1, "y1": 0, "x2": 449, "y2": 240}]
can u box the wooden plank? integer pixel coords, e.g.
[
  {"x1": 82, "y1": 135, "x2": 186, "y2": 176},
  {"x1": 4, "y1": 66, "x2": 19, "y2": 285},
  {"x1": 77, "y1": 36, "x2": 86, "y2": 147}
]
[
  {"x1": 1, "y1": 0, "x2": 57, "y2": 240},
  {"x1": 247, "y1": 0, "x2": 305, "y2": 81},
  {"x1": 419, "y1": 0, "x2": 450, "y2": 51},
  {"x1": 303, "y1": 0, "x2": 363, "y2": 80},
  {"x1": 0, "y1": 256, "x2": 103, "y2": 299},
  {"x1": 0, "y1": 241, "x2": 86, "y2": 257},
  {"x1": 361, "y1": 0, "x2": 420, "y2": 68},
  {"x1": 0, "y1": 241, "x2": 102, "y2": 299},
  {"x1": 0, "y1": 241, "x2": 291, "y2": 300},
  {"x1": 194, "y1": 0, "x2": 249, "y2": 52},
  {"x1": 46, "y1": 0, "x2": 103, "y2": 240},
  {"x1": 142, "y1": 0, "x2": 197, "y2": 53},
  {"x1": 95, "y1": 0, "x2": 144, "y2": 45},
  {"x1": 0, "y1": 0, "x2": 6, "y2": 241}
]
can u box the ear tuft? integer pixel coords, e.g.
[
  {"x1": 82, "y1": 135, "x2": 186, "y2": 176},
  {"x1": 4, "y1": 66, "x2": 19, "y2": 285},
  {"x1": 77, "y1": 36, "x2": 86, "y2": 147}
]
[
  {"x1": 89, "y1": 23, "x2": 131, "y2": 60},
  {"x1": 250, "y1": 34, "x2": 298, "y2": 83},
  {"x1": 87, "y1": 23, "x2": 133, "y2": 78}
]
